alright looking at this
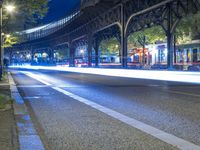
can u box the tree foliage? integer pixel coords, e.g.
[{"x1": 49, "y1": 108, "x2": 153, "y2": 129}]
[
  {"x1": 55, "y1": 48, "x2": 70, "y2": 60},
  {"x1": 4, "y1": 0, "x2": 48, "y2": 32},
  {"x1": 128, "y1": 26, "x2": 166, "y2": 49},
  {"x1": 99, "y1": 38, "x2": 120, "y2": 55},
  {"x1": 3, "y1": 35, "x2": 19, "y2": 48},
  {"x1": 128, "y1": 12, "x2": 200, "y2": 48},
  {"x1": 175, "y1": 12, "x2": 200, "y2": 44},
  {"x1": 2, "y1": 0, "x2": 48, "y2": 47}
]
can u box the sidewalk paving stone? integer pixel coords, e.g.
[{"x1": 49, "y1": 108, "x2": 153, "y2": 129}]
[{"x1": 0, "y1": 76, "x2": 19, "y2": 150}]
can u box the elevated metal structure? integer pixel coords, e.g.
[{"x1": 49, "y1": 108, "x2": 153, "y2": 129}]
[
  {"x1": 6, "y1": 0, "x2": 200, "y2": 69},
  {"x1": 20, "y1": 11, "x2": 80, "y2": 41}
]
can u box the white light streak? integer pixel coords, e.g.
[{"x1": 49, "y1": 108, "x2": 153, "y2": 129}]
[{"x1": 9, "y1": 65, "x2": 200, "y2": 84}]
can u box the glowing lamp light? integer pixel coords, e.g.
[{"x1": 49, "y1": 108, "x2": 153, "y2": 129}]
[
  {"x1": 80, "y1": 49, "x2": 84, "y2": 54},
  {"x1": 5, "y1": 5, "x2": 15, "y2": 13},
  {"x1": 26, "y1": 54, "x2": 31, "y2": 59},
  {"x1": 5, "y1": 34, "x2": 11, "y2": 38}
]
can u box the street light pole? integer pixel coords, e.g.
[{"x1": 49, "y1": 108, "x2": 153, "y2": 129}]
[
  {"x1": 0, "y1": 2, "x2": 15, "y2": 79},
  {"x1": 0, "y1": 0, "x2": 3, "y2": 80}
]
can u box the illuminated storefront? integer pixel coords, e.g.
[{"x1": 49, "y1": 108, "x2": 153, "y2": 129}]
[
  {"x1": 176, "y1": 42, "x2": 200, "y2": 65},
  {"x1": 128, "y1": 43, "x2": 167, "y2": 66},
  {"x1": 128, "y1": 40, "x2": 200, "y2": 68}
]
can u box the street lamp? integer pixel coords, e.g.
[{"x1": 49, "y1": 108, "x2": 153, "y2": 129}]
[
  {"x1": 80, "y1": 49, "x2": 84, "y2": 60},
  {"x1": 5, "y1": 34, "x2": 10, "y2": 38},
  {"x1": 5, "y1": 5, "x2": 15, "y2": 13},
  {"x1": 0, "y1": 2, "x2": 15, "y2": 79}
]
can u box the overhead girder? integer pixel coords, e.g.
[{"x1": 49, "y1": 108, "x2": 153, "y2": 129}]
[
  {"x1": 93, "y1": 25, "x2": 121, "y2": 43},
  {"x1": 53, "y1": 43, "x2": 69, "y2": 51},
  {"x1": 126, "y1": 6, "x2": 166, "y2": 36},
  {"x1": 44, "y1": 0, "x2": 200, "y2": 47},
  {"x1": 17, "y1": 0, "x2": 200, "y2": 48},
  {"x1": 126, "y1": 0, "x2": 200, "y2": 35},
  {"x1": 8, "y1": 0, "x2": 200, "y2": 68},
  {"x1": 69, "y1": 4, "x2": 121, "y2": 40}
]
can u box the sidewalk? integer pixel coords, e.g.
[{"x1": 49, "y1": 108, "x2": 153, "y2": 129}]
[{"x1": 0, "y1": 75, "x2": 19, "y2": 150}]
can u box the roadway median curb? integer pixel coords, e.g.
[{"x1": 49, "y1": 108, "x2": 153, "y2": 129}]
[{"x1": 8, "y1": 72, "x2": 45, "y2": 150}]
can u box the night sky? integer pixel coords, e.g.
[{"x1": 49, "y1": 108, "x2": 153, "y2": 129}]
[{"x1": 43, "y1": 0, "x2": 80, "y2": 24}]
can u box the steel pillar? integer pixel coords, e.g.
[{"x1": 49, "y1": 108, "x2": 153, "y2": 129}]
[
  {"x1": 87, "y1": 33, "x2": 93, "y2": 67},
  {"x1": 31, "y1": 47, "x2": 34, "y2": 64},
  {"x1": 49, "y1": 48, "x2": 54, "y2": 64},
  {"x1": 0, "y1": 4, "x2": 3, "y2": 79},
  {"x1": 121, "y1": 4, "x2": 127, "y2": 68},
  {"x1": 8, "y1": 49, "x2": 12, "y2": 65},
  {"x1": 166, "y1": 3, "x2": 174, "y2": 70},
  {"x1": 174, "y1": 35, "x2": 177, "y2": 64},
  {"x1": 94, "y1": 38, "x2": 99, "y2": 67},
  {"x1": 69, "y1": 42, "x2": 75, "y2": 67}
]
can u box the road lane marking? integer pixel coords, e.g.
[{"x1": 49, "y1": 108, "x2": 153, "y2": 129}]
[
  {"x1": 22, "y1": 72, "x2": 52, "y2": 86},
  {"x1": 17, "y1": 85, "x2": 88, "y2": 88},
  {"x1": 17, "y1": 85, "x2": 49, "y2": 88},
  {"x1": 21, "y1": 71, "x2": 200, "y2": 150},
  {"x1": 23, "y1": 96, "x2": 41, "y2": 99}
]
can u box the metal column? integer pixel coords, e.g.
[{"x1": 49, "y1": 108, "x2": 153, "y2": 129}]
[
  {"x1": 0, "y1": 3, "x2": 3, "y2": 79},
  {"x1": 49, "y1": 48, "x2": 54, "y2": 65},
  {"x1": 94, "y1": 37, "x2": 99, "y2": 67},
  {"x1": 87, "y1": 33, "x2": 93, "y2": 67},
  {"x1": 121, "y1": 4, "x2": 127, "y2": 68},
  {"x1": 166, "y1": 3, "x2": 174, "y2": 70},
  {"x1": 69, "y1": 42, "x2": 75, "y2": 67}
]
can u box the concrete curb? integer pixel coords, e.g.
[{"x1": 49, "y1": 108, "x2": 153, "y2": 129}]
[{"x1": 8, "y1": 72, "x2": 45, "y2": 150}]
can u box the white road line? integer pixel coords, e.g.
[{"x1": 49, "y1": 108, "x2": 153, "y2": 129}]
[
  {"x1": 23, "y1": 96, "x2": 41, "y2": 99},
  {"x1": 23, "y1": 72, "x2": 52, "y2": 86},
  {"x1": 17, "y1": 85, "x2": 49, "y2": 88},
  {"x1": 22, "y1": 71, "x2": 200, "y2": 150}
]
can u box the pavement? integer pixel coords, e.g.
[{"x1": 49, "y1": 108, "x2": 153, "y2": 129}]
[
  {"x1": 0, "y1": 75, "x2": 19, "y2": 150},
  {"x1": 0, "y1": 72, "x2": 44, "y2": 150},
  {"x1": 8, "y1": 72, "x2": 45, "y2": 150},
  {"x1": 10, "y1": 69, "x2": 200, "y2": 150}
]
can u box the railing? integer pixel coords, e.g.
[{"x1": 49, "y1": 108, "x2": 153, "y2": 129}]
[{"x1": 20, "y1": 11, "x2": 80, "y2": 42}]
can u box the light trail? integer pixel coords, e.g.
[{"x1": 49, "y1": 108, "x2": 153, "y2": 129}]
[{"x1": 9, "y1": 65, "x2": 200, "y2": 84}]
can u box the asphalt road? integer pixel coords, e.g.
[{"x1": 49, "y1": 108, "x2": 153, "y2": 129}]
[{"x1": 11, "y1": 69, "x2": 200, "y2": 150}]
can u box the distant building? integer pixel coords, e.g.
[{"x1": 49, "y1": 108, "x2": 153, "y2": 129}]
[
  {"x1": 128, "y1": 40, "x2": 200, "y2": 68},
  {"x1": 176, "y1": 40, "x2": 200, "y2": 65}
]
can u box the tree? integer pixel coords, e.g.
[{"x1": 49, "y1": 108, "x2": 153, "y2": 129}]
[
  {"x1": 128, "y1": 26, "x2": 166, "y2": 64},
  {"x1": 55, "y1": 48, "x2": 70, "y2": 60},
  {"x1": 3, "y1": 34, "x2": 19, "y2": 48},
  {"x1": 4, "y1": 0, "x2": 48, "y2": 32},
  {"x1": 2, "y1": 0, "x2": 48, "y2": 48},
  {"x1": 175, "y1": 12, "x2": 200, "y2": 44},
  {"x1": 128, "y1": 26, "x2": 166, "y2": 48},
  {"x1": 128, "y1": 12, "x2": 200, "y2": 48},
  {"x1": 99, "y1": 38, "x2": 120, "y2": 56}
]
